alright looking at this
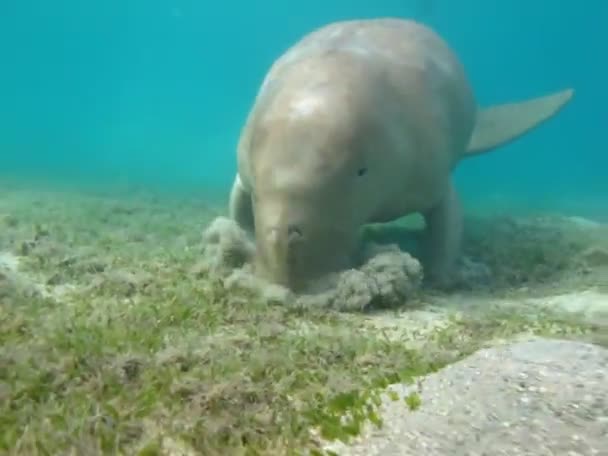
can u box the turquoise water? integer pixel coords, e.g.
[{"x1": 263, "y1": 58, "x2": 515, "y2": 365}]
[{"x1": 0, "y1": 1, "x2": 606, "y2": 212}]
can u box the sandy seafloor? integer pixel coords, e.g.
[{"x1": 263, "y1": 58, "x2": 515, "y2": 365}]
[{"x1": 1, "y1": 177, "x2": 607, "y2": 455}]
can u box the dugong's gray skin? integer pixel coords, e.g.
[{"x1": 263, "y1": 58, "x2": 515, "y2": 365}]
[{"x1": 229, "y1": 18, "x2": 574, "y2": 291}]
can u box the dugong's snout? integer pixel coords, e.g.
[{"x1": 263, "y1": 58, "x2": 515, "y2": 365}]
[
  {"x1": 254, "y1": 217, "x2": 355, "y2": 291},
  {"x1": 254, "y1": 222, "x2": 307, "y2": 289}
]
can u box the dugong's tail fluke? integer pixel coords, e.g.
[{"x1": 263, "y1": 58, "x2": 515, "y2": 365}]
[{"x1": 464, "y1": 88, "x2": 574, "y2": 157}]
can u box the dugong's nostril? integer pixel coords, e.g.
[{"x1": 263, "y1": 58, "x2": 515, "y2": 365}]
[
  {"x1": 287, "y1": 224, "x2": 303, "y2": 242},
  {"x1": 266, "y1": 226, "x2": 302, "y2": 244},
  {"x1": 266, "y1": 227, "x2": 280, "y2": 244}
]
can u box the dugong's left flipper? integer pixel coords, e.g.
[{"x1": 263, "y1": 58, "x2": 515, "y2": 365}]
[
  {"x1": 465, "y1": 88, "x2": 574, "y2": 157},
  {"x1": 229, "y1": 175, "x2": 255, "y2": 234},
  {"x1": 422, "y1": 180, "x2": 463, "y2": 287}
]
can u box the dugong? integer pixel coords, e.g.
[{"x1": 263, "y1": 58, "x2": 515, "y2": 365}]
[{"x1": 229, "y1": 18, "x2": 573, "y2": 291}]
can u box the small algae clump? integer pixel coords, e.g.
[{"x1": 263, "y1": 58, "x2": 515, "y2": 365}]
[{"x1": 404, "y1": 391, "x2": 422, "y2": 411}]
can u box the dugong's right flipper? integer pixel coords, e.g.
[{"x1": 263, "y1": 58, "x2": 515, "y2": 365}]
[
  {"x1": 422, "y1": 179, "x2": 463, "y2": 287},
  {"x1": 465, "y1": 88, "x2": 574, "y2": 157},
  {"x1": 229, "y1": 175, "x2": 255, "y2": 235}
]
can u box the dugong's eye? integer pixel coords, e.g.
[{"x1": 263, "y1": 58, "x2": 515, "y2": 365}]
[{"x1": 357, "y1": 167, "x2": 368, "y2": 177}]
